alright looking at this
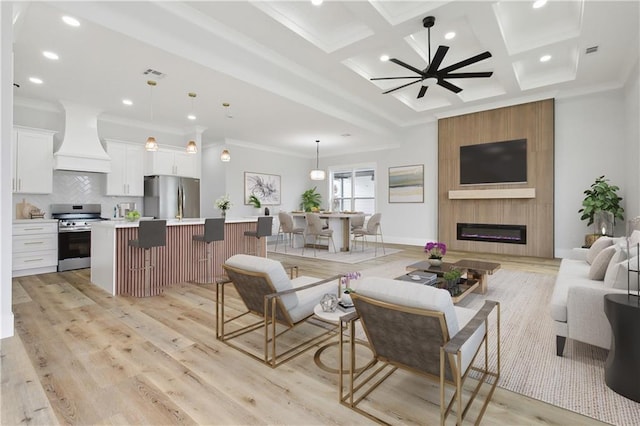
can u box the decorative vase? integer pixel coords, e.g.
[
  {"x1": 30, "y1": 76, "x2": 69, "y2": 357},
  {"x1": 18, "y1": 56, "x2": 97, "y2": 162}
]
[
  {"x1": 341, "y1": 292, "x2": 353, "y2": 306},
  {"x1": 320, "y1": 293, "x2": 338, "y2": 312},
  {"x1": 221, "y1": 210, "x2": 226, "y2": 219},
  {"x1": 428, "y1": 258, "x2": 443, "y2": 267}
]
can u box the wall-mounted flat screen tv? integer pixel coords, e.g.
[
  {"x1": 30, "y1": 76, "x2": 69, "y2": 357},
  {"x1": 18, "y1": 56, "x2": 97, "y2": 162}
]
[{"x1": 460, "y1": 139, "x2": 527, "y2": 185}]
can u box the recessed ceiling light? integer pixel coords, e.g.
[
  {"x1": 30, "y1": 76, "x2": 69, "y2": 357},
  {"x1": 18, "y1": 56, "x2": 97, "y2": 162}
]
[
  {"x1": 540, "y1": 54, "x2": 552, "y2": 62},
  {"x1": 532, "y1": 0, "x2": 547, "y2": 9},
  {"x1": 62, "y1": 15, "x2": 80, "y2": 27},
  {"x1": 341, "y1": 133, "x2": 351, "y2": 137},
  {"x1": 311, "y1": 0, "x2": 323, "y2": 5},
  {"x1": 42, "y1": 51, "x2": 59, "y2": 60},
  {"x1": 187, "y1": 114, "x2": 196, "y2": 120},
  {"x1": 122, "y1": 99, "x2": 133, "y2": 106},
  {"x1": 29, "y1": 77, "x2": 43, "y2": 84},
  {"x1": 380, "y1": 55, "x2": 390, "y2": 62},
  {"x1": 444, "y1": 32, "x2": 456, "y2": 40}
]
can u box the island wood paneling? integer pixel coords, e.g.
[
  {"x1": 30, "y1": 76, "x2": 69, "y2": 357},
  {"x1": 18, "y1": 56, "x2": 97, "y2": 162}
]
[
  {"x1": 438, "y1": 99, "x2": 554, "y2": 258},
  {"x1": 115, "y1": 221, "x2": 262, "y2": 297}
]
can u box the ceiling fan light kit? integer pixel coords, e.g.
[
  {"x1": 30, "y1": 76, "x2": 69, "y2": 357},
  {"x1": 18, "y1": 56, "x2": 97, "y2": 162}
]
[{"x1": 371, "y1": 16, "x2": 493, "y2": 99}]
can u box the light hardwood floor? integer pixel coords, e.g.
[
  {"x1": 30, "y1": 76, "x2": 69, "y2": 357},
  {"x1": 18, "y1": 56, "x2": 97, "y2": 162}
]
[{"x1": 2, "y1": 244, "x2": 606, "y2": 425}]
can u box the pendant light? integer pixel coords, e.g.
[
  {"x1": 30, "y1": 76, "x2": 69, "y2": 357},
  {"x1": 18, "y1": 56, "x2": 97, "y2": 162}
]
[
  {"x1": 185, "y1": 92, "x2": 198, "y2": 154},
  {"x1": 145, "y1": 80, "x2": 158, "y2": 152},
  {"x1": 310, "y1": 139, "x2": 326, "y2": 180},
  {"x1": 220, "y1": 103, "x2": 231, "y2": 162}
]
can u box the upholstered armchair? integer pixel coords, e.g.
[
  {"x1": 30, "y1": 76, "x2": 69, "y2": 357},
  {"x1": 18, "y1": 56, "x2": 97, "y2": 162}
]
[
  {"x1": 219, "y1": 254, "x2": 342, "y2": 367},
  {"x1": 339, "y1": 277, "x2": 500, "y2": 425}
]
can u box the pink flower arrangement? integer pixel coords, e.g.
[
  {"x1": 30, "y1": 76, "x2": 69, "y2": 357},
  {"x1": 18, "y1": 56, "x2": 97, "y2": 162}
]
[{"x1": 424, "y1": 241, "x2": 446, "y2": 259}]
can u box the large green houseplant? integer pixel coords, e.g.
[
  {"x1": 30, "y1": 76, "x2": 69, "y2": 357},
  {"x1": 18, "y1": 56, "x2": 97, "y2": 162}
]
[
  {"x1": 301, "y1": 187, "x2": 322, "y2": 212},
  {"x1": 578, "y1": 176, "x2": 624, "y2": 245}
]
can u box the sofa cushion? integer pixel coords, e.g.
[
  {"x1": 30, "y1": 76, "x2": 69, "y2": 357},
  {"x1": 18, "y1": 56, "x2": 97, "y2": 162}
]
[
  {"x1": 586, "y1": 236, "x2": 613, "y2": 264},
  {"x1": 604, "y1": 255, "x2": 640, "y2": 290},
  {"x1": 588, "y1": 245, "x2": 616, "y2": 280},
  {"x1": 351, "y1": 277, "x2": 459, "y2": 337},
  {"x1": 225, "y1": 254, "x2": 299, "y2": 310}
]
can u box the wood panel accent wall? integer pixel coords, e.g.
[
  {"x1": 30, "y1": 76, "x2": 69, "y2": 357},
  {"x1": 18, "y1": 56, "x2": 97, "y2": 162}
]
[
  {"x1": 438, "y1": 99, "x2": 554, "y2": 258},
  {"x1": 115, "y1": 222, "x2": 262, "y2": 297}
]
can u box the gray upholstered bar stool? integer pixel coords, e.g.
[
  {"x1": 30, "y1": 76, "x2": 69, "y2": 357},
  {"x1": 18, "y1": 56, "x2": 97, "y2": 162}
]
[
  {"x1": 128, "y1": 219, "x2": 167, "y2": 297},
  {"x1": 192, "y1": 218, "x2": 225, "y2": 283},
  {"x1": 244, "y1": 216, "x2": 274, "y2": 256}
]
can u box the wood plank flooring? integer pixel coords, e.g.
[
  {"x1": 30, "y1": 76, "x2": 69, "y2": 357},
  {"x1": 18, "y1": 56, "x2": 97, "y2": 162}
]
[{"x1": 2, "y1": 244, "x2": 606, "y2": 425}]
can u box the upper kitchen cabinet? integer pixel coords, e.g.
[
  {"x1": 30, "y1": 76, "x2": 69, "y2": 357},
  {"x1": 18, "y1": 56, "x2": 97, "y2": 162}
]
[
  {"x1": 105, "y1": 140, "x2": 144, "y2": 196},
  {"x1": 144, "y1": 147, "x2": 199, "y2": 179},
  {"x1": 12, "y1": 126, "x2": 56, "y2": 194}
]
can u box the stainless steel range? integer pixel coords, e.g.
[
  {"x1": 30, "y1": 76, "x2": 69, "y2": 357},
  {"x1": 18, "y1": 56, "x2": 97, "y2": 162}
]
[{"x1": 51, "y1": 204, "x2": 104, "y2": 271}]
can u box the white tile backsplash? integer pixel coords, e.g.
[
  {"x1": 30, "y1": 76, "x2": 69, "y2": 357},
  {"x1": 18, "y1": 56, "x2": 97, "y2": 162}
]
[{"x1": 12, "y1": 170, "x2": 142, "y2": 219}]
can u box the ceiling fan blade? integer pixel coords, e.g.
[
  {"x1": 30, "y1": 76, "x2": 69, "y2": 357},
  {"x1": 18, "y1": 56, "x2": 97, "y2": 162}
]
[
  {"x1": 382, "y1": 79, "x2": 422, "y2": 94},
  {"x1": 371, "y1": 76, "x2": 425, "y2": 80},
  {"x1": 389, "y1": 58, "x2": 424, "y2": 76},
  {"x1": 437, "y1": 51, "x2": 492, "y2": 74},
  {"x1": 425, "y1": 46, "x2": 449, "y2": 74},
  {"x1": 437, "y1": 79, "x2": 463, "y2": 93},
  {"x1": 417, "y1": 85, "x2": 428, "y2": 99},
  {"x1": 440, "y1": 71, "x2": 493, "y2": 79}
]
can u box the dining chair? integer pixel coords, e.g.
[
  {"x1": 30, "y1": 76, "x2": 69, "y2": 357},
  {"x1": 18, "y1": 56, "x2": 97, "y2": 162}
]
[
  {"x1": 275, "y1": 211, "x2": 304, "y2": 253},
  {"x1": 303, "y1": 213, "x2": 336, "y2": 257},
  {"x1": 352, "y1": 212, "x2": 385, "y2": 255}
]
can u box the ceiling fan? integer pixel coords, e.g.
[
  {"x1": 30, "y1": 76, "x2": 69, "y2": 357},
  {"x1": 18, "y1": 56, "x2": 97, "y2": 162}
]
[{"x1": 371, "y1": 16, "x2": 493, "y2": 99}]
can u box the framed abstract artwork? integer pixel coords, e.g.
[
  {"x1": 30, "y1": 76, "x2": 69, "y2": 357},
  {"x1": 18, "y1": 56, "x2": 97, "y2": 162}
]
[
  {"x1": 388, "y1": 164, "x2": 424, "y2": 203},
  {"x1": 244, "y1": 172, "x2": 281, "y2": 205}
]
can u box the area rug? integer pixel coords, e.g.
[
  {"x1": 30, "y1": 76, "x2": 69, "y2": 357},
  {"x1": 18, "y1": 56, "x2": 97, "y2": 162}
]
[
  {"x1": 268, "y1": 244, "x2": 401, "y2": 264},
  {"x1": 357, "y1": 260, "x2": 640, "y2": 426}
]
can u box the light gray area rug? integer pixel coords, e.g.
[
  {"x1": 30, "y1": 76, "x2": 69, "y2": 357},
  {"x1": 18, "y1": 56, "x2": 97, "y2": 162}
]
[
  {"x1": 359, "y1": 260, "x2": 640, "y2": 426},
  {"x1": 268, "y1": 244, "x2": 401, "y2": 264}
]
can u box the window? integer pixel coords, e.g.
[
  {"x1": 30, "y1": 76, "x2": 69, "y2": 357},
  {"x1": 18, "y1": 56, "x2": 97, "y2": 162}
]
[{"x1": 330, "y1": 165, "x2": 376, "y2": 214}]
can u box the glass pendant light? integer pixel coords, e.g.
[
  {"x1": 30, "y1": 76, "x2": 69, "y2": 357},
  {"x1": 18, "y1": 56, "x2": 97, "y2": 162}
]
[
  {"x1": 185, "y1": 92, "x2": 198, "y2": 153},
  {"x1": 145, "y1": 80, "x2": 158, "y2": 151},
  {"x1": 310, "y1": 139, "x2": 326, "y2": 180},
  {"x1": 220, "y1": 103, "x2": 231, "y2": 162}
]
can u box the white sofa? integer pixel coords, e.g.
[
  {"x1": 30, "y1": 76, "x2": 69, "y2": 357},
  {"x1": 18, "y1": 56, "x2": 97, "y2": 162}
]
[{"x1": 550, "y1": 232, "x2": 640, "y2": 356}]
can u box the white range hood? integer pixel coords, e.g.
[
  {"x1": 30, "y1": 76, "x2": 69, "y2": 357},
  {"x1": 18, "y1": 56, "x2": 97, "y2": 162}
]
[{"x1": 54, "y1": 101, "x2": 111, "y2": 173}]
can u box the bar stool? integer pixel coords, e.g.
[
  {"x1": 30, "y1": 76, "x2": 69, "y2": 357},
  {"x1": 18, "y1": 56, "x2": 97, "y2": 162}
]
[
  {"x1": 192, "y1": 218, "x2": 225, "y2": 283},
  {"x1": 244, "y1": 216, "x2": 274, "y2": 256},
  {"x1": 128, "y1": 220, "x2": 167, "y2": 297}
]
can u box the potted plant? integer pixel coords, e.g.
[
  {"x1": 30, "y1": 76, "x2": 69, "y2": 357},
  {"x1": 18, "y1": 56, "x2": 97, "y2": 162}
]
[
  {"x1": 424, "y1": 241, "x2": 446, "y2": 266},
  {"x1": 301, "y1": 186, "x2": 322, "y2": 212},
  {"x1": 248, "y1": 194, "x2": 261, "y2": 213},
  {"x1": 215, "y1": 194, "x2": 232, "y2": 218},
  {"x1": 442, "y1": 268, "x2": 462, "y2": 295},
  {"x1": 578, "y1": 175, "x2": 624, "y2": 245}
]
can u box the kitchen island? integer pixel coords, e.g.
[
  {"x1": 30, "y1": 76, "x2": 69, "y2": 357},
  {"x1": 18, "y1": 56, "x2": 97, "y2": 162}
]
[{"x1": 91, "y1": 218, "x2": 263, "y2": 297}]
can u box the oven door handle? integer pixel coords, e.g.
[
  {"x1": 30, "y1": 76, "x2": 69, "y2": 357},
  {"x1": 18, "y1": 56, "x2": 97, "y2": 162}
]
[{"x1": 58, "y1": 229, "x2": 92, "y2": 233}]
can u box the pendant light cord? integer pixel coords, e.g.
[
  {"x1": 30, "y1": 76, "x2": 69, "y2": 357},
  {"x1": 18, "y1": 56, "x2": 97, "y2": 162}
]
[{"x1": 316, "y1": 140, "x2": 320, "y2": 168}]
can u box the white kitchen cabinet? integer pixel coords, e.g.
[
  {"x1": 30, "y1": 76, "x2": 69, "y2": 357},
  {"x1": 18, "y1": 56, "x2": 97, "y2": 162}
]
[
  {"x1": 145, "y1": 148, "x2": 199, "y2": 178},
  {"x1": 12, "y1": 220, "x2": 59, "y2": 277},
  {"x1": 12, "y1": 126, "x2": 56, "y2": 194},
  {"x1": 105, "y1": 140, "x2": 144, "y2": 196}
]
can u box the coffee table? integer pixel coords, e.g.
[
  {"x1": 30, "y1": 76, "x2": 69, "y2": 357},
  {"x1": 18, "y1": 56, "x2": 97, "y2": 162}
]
[
  {"x1": 395, "y1": 271, "x2": 478, "y2": 304},
  {"x1": 407, "y1": 259, "x2": 501, "y2": 295},
  {"x1": 452, "y1": 259, "x2": 501, "y2": 294}
]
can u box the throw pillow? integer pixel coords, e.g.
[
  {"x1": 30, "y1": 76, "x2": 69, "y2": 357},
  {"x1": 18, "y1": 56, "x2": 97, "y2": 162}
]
[
  {"x1": 586, "y1": 236, "x2": 613, "y2": 264},
  {"x1": 604, "y1": 255, "x2": 640, "y2": 290},
  {"x1": 588, "y1": 245, "x2": 616, "y2": 280}
]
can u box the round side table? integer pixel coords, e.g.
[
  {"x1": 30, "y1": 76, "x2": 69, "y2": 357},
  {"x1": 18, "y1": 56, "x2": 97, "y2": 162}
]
[
  {"x1": 604, "y1": 293, "x2": 640, "y2": 402},
  {"x1": 313, "y1": 304, "x2": 372, "y2": 374}
]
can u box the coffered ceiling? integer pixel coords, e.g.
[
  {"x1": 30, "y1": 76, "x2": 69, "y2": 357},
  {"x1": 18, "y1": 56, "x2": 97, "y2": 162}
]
[{"x1": 11, "y1": 1, "x2": 639, "y2": 157}]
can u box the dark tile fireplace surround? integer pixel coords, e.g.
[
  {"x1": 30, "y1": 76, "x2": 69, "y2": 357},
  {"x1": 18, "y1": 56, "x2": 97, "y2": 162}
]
[{"x1": 457, "y1": 223, "x2": 527, "y2": 245}]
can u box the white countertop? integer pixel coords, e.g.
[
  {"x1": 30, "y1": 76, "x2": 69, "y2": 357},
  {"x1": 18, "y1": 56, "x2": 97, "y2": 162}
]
[{"x1": 92, "y1": 217, "x2": 257, "y2": 228}]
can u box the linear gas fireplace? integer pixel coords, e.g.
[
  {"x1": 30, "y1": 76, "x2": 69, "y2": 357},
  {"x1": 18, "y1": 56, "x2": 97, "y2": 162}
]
[{"x1": 457, "y1": 223, "x2": 527, "y2": 245}]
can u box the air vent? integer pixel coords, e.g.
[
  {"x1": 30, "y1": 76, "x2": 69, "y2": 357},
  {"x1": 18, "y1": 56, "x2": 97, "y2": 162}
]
[
  {"x1": 585, "y1": 46, "x2": 599, "y2": 54},
  {"x1": 142, "y1": 68, "x2": 166, "y2": 78}
]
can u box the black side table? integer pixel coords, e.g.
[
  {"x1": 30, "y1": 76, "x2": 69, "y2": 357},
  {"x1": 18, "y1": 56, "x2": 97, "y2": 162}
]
[{"x1": 604, "y1": 293, "x2": 640, "y2": 402}]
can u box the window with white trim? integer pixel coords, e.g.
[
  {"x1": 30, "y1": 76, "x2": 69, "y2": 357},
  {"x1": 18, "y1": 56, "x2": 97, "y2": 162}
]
[{"x1": 330, "y1": 165, "x2": 376, "y2": 214}]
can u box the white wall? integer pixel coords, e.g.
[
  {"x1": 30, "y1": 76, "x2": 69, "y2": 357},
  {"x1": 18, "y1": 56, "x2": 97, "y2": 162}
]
[
  {"x1": 1, "y1": 2, "x2": 14, "y2": 339},
  {"x1": 322, "y1": 121, "x2": 439, "y2": 247},
  {"x1": 554, "y1": 89, "x2": 629, "y2": 257},
  {"x1": 624, "y1": 60, "x2": 640, "y2": 221}
]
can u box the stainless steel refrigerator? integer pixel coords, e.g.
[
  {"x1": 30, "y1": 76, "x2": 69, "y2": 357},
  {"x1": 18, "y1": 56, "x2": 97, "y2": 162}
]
[{"x1": 144, "y1": 175, "x2": 200, "y2": 219}]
